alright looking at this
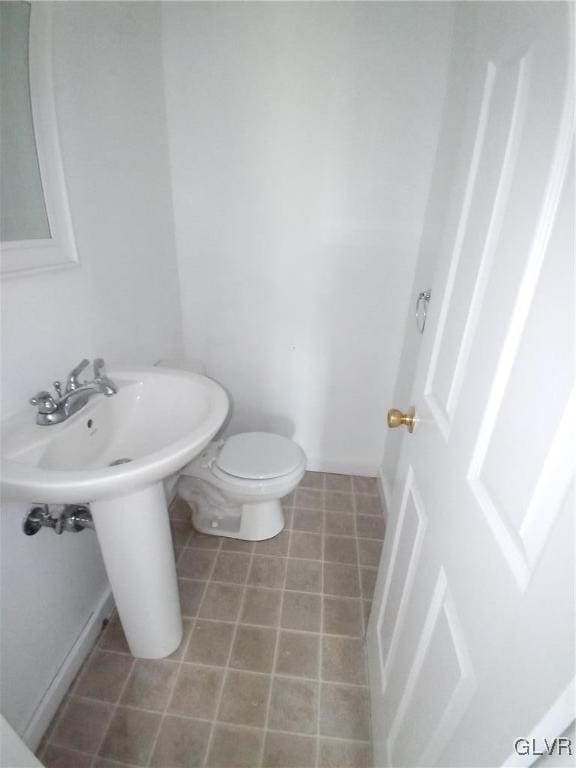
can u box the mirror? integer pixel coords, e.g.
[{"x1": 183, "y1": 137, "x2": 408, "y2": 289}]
[{"x1": 0, "y1": 2, "x2": 78, "y2": 275}]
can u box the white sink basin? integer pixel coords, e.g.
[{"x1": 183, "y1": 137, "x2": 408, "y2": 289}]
[
  {"x1": 1, "y1": 366, "x2": 229, "y2": 659},
  {"x1": 1, "y1": 367, "x2": 229, "y2": 503}
]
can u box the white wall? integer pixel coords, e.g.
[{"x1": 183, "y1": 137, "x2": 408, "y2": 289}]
[
  {"x1": 162, "y1": 2, "x2": 455, "y2": 474},
  {"x1": 0, "y1": 2, "x2": 182, "y2": 741}
]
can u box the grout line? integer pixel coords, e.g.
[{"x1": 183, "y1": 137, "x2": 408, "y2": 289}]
[
  {"x1": 86, "y1": 645, "x2": 137, "y2": 768},
  {"x1": 352, "y1": 489, "x2": 373, "y2": 718},
  {"x1": 141, "y1": 612, "x2": 198, "y2": 765},
  {"x1": 201, "y1": 510, "x2": 263, "y2": 768},
  {"x1": 145, "y1": 512, "x2": 221, "y2": 767},
  {"x1": 315, "y1": 471, "x2": 327, "y2": 768},
  {"x1": 142, "y1": 618, "x2": 198, "y2": 768},
  {"x1": 351, "y1": 490, "x2": 367, "y2": 639},
  {"x1": 179, "y1": 551, "x2": 381, "y2": 572},
  {"x1": 88, "y1": 619, "x2": 365, "y2": 643},
  {"x1": 40, "y1": 743, "x2": 95, "y2": 763},
  {"x1": 258, "y1": 496, "x2": 295, "y2": 767},
  {"x1": 67, "y1": 666, "x2": 370, "y2": 714},
  {"x1": 39, "y1": 633, "x2": 105, "y2": 756}
]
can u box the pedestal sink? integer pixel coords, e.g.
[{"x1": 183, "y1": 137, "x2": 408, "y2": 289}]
[{"x1": 1, "y1": 367, "x2": 229, "y2": 658}]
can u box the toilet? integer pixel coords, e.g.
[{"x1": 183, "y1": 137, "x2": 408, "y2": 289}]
[{"x1": 177, "y1": 431, "x2": 306, "y2": 540}]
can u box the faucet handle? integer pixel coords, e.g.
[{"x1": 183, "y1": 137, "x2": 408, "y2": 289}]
[
  {"x1": 66, "y1": 358, "x2": 90, "y2": 391},
  {"x1": 93, "y1": 358, "x2": 117, "y2": 396},
  {"x1": 30, "y1": 391, "x2": 58, "y2": 413},
  {"x1": 93, "y1": 358, "x2": 106, "y2": 380}
]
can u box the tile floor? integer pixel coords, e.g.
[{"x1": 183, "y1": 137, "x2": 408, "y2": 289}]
[{"x1": 38, "y1": 472, "x2": 385, "y2": 768}]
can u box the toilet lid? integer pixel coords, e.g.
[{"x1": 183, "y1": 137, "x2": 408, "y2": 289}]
[{"x1": 217, "y1": 432, "x2": 304, "y2": 480}]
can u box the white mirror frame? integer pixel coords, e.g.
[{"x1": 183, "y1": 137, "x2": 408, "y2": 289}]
[{"x1": 1, "y1": 3, "x2": 78, "y2": 277}]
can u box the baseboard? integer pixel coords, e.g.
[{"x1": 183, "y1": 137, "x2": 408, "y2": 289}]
[
  {"x1": 306, "y1": 457, "x2": 380, "y2": 477},
  {"x1": 23, "y1": 588, "x2": 114, "y2": 751}
]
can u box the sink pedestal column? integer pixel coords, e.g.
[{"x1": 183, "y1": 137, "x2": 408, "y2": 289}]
[{"x1": 91, "y1": 482, "x2": 182, "y2": 658}]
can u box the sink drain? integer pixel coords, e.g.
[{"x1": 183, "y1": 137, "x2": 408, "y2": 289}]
[{"x1": 109, "y1": 457, "x2": 133, "y2": 466}]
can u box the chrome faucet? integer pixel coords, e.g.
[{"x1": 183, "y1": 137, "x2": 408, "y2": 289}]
[{"x1": 30, "y1": 358, "x2": 117, "y2": 425}]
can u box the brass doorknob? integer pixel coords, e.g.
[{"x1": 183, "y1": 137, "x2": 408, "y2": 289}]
[{"x1": 387, "y1": 407, "x2": 416, "y2": 433}]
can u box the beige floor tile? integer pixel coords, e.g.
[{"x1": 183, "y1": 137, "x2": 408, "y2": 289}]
[
  {"x1": 51, "y1": 697, "x2": 112, "y2": 754},
  {"x1": 169, "y1": 664, "x2": 223, "y2": 719},
  {"x1": 248, "y1": 556, "x2": 286, "y2": 588},
  {"x1": 360, "y1": 568, "x2": 377, "y2": 599},
  {"x1": 325, "y1": 474, "x2": 353, "y2": 493},
  {"x1": 323, "y1": 597, "x2": 363, "y2": 637},
  {"x1": 199, "y1": 583, "x2": 244, "y2": 621},
  {"x1": 93, "y1": 758, "x2": 135, "y2": 768},
  {"x1": 186, "y1": 620, "x2": 235, "y2": 666},
  {"x1": 188, "y1": 532, "x2": 222, "y2": 549},
  {"x1": 292, "y1": 508, "x2": 324, "y2": 533},
  {"x1": 170, "y1": 497, "x2": 191, "y2": 522},
  {"x1": 285, "y1": 559, "x2": 322, "y2": 593},
  {"x1": 39, "y1": 693, "x2": 69, "y2": 746},
  {"x1": 41, "y1": 744, "x2": 93, "y2": 768},
  {"x1": 323, "y1": 563, "x2": 361, "y2": 597},
  {"x1": 352, "y1": 476, "x2": 379, "y2": 495},
  {"x1": 355, "y1": 515, "x2": 385, "y2": 540},
  {"x1": 150, "y1": 715, "x2": 211, "y2": 768},
  {"x1": 206, "y1": 724, "x2": 264, "y2": 768},
  {"x1": 253, "y1": 529, "x2": 290, "y2": 556},
  {"x1": 74, "y1": 650, "x2": 133, "y2": 702},
  {"x1": 324, "y1": 492, "x2": 354, "y2": 513},
  {"x1": 171, "y1": 522, "x2": 193, "y2": 549},
  {"x1": 221, "y1": 537, "x2": 255, "y2": 553},
  {"x1": 168, "y1": 618, "x2": 194, "y2": 661},
  {"x1": 275, "y1": 631, "x2": 320, "y2": 679},
  {"x1": 212, "y1": 552, "x2": 251, "y2": 584},
  {"x1": 230, "y1": 625, "x2": 277, "y2": 672},
  {"x1": 319, "y1": 738, "x2": 372, "y2": 768},
  {"x1": 319, "y1": 684, "x2": 370, "y2": 740},
  {"x1": 357, "y1": 538, "x2": 382, "y2": 567},
  {"x1": 355, "y1": 494, "x2": 383, "y2": 516},
  {"x1": 281, "y1": 592, "x2": 322, "y2": 632},
  {"x1": 98, "y1": 615, "x2": 130, "y2": 655},
  {"x1": 262, "y1": 731, "x2": 317, "y2": 768},
  {"x1": 240, "y1": 588, "x2": 282, "y2": 626},
  {"x1": 363, "y1": 601, "x2": 372, "y2": 631},
  {"x1": 324, "y1": 512, "x2": 355, "y2": 537},
  {"x1": 324, "y1": 536, "x2": 358, "y2": 565},
  {"x1": 295, "y1": 488, "x2": 324, "y2": 510},
  {"x1": 218, "y1": 670, "x2": 271, "y2": 727},
  {"x1": 99, "y1": 706, "x2": 161, "y2": 765},
  {"x1": 290, "y1": 531, "x2": 323, "y2": 560},
  {"x1": 299, "y1": 471, "x2": 325, "y2": 490},
  {"x1": 321, "y1": 637, "x2": 367, "y2": 685},
  {"x1": 120, "y1": 658, "x2": 179, "y2": 711},
  {"x1": 179, "y1": 578, "x2": 207, "y2": 617},
  {"x1": 177, "y1": 548, "x2": 217, "y2": 579},
  {"x1": 268, "y1": 677, "x2": 318, "y2": 735}
]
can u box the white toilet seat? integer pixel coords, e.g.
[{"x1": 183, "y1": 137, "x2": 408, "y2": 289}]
[{"x1": 216, "y1": 432, "x2": 304, "y2": 479}]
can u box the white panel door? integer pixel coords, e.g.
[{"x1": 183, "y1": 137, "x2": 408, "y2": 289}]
[{"x1": 368, "y1": 4, "x2": 574, "y2": 767}]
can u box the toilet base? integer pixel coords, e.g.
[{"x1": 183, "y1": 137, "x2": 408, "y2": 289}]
[
  {"x1": 177, "y1": 476, "x2": 286, "y2": 541},
  {"x1": 192, "y1": 499, "x2": 284, "y2": 541}
]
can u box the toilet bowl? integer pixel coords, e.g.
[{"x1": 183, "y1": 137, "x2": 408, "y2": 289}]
[{"x1": 177, "y1": 431, "x2": 306, "y2": 540}]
